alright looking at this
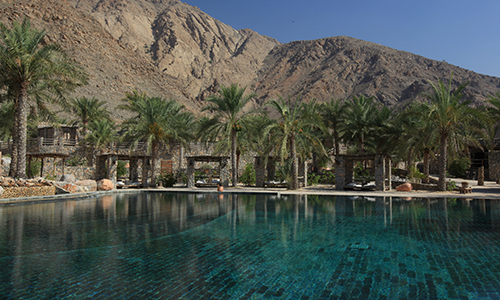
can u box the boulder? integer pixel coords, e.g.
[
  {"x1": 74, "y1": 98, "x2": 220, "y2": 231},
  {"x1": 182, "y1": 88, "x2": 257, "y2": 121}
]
[
  {"x1": 60, "y1": 174, "x2": 77, "y2": 183},
  {"x1": 0, "y1": 186, "x2": 4, "y2": 197},
  {"x1": 74, "y1": 180, "x2": 98, "y2": 192},
  {"x1": 62, "y1": 183, "x2": 79, "y2": 193},
  {"x1": 97, "y1": 179, "x2": 114, "y2": 191},
  {"x1": 396, "y1": 182, "x2": 412, "y2": 191}
]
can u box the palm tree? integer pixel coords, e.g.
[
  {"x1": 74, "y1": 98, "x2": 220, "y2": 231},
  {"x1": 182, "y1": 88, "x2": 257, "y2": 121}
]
[
  {"x1": 423, "y1": 75, "x2": 486, "y2": 191},
  {"x1": 199, "y1": 84, "x2": 256, "y2": 187},
  {"x1": 119, "y1": 92, "x2": 194, "y2": 186},
  {"x1": 321, "y1": 98, "x2": 345, "y2": 156},
  {"x1": 70, "y1": 97, "x2": 110, "y2": 137},
  {"x1": 0, "y1": 17, "x2": 87, "y2": 178},
  {"x1": 265, "y1": 95, "x2": 325, "y2": 190},
  {"x1": 339, "y1": 95, "x2": 378, "y2": 154},
  {"x1": 84, "y1": 119, "x2": 118, "y2": 150}
]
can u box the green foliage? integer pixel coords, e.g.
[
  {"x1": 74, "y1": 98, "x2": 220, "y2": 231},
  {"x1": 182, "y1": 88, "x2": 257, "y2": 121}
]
[
  {"x1": 27, "y1": 158, "x2": 41, "y2": 177},
  {"x1": 308, "y1": 173, "x2": 320, "y2": 185},
  {"x1": 408, "y1": 166, "x2": 425, "y2": 182},
  {"x1": 240, "y1": 162, "x2": 256, "y2": 186},
  {"x1": 66, "y1": 155, "x2": 87, "y2": 167},
  {"x1": 44, "y1": 170, "x2": 57, "y2": 181},
  {"x1": 117, "y1": 160, "x2": 127, "y2": 178},
  {"x1": 157, "y1": 172, "x2": 177, "y2": 187},
  {"x1": 448, "y1": 156, "x2": 470, "y2": 178},
  {"x1": 307, "y1": 171, "x2": 335, "y2": 185},
  {"x1": 353, "y1": 162, "x2": 371, "y2": 178},
  {"x1": 447, "y1": 180, "x2": 457, "y2": 191}
]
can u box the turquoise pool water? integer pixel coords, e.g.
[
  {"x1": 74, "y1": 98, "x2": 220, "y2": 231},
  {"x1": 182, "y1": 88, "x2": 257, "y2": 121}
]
[{"x1": 0, "y1": 192, "x2": 499, "y2": 299}]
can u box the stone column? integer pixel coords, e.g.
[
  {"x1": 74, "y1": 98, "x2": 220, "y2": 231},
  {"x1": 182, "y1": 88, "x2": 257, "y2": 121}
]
[
  {"x1": 142, "y1": 157, "x2": 149, "y2": 187},
  {"x1": 375, "y1": 154, "x2": 385, "y2": 191},
  {"x1": 267, "y1": 158, "x2": 276, "y2": 181},
  {"x1": 220, "y1": 158, "x2": 230, "y2": 187},
  {"x1": 488, "y1": 150, "x2": 500, "y2": 182},
  {"x1": 335, "y1": 156, "x2": 346, "y2": 190},
  {"x1": 95, "y1": 156, "x2": 107, "y2": 180},
  {"x1": 386, "y1": 156, "x2": 392, "y2": 191},
  {"x1": 129, "y1": 158, "x2": 139, "y2": 182},
  {"x1": 187, "y1": 157, "x2": 195, "y2": 188},
  {"x1": 255, "y1": 157, "x2": 266, "y2": 187},
  {"x1": 108, "y1": 156, "x2": 117, "y2": 182},
  {"x1": 478, "y1": 166, "x2": 485, "y2": 186}
]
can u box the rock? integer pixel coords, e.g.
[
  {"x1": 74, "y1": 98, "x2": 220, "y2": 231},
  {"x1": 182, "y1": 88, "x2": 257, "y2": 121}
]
[
  {"x1": 62, "y1": 183, "x2": 78, "y2": 193},
  {"x1": 2, "y1": 157, "x2": 11, "y2": 166},
  {"x1": 0, "y1": 186, "x2": 4, "y2": 197},
  {"x1": 97, "y1": 179, "x2": 114, "y2": 191},
  {"x1": 60, "y1": 174, "x2": 77, "y2": 183},
  {"x1": 74, "y1": 180, "x2": 97, "y2": 192},
  {"x1": 396, "y1": 182, "x2": 412, "y2": 191}
]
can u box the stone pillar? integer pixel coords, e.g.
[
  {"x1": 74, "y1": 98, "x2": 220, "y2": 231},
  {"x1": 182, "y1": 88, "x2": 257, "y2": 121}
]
[
  {"x1": 335, "y1": 156, "x2": 346, "y2": 190},
  {"x1": 375, "y1": 154, "x2": 385, "y2": 191},
  {"x1": 108, "y1": 156, "x2": 117, "y2": 182},
  {"x1": 129, "y1": 158, "x2": 139, "y2": 182},
  {"x1": 95, "y1": 156, "x2": 107, "y2": 180},
  {"x1": 488, "y1": 150, "x2": 500, "y2": 182},
  {"x1": 267, "y1": 158, "x2": 276, "y2": 181},
  {"x1": 346, "y1": 159, "x2": 354, "y2": 184},
  {"x1": 386, "y1": 156, "x2": 392, "y2": 191},
  {"x1": 220, "y1": 158, "x2": 229, "y2": 187},
  {"x1": 255, "y1": 157, "x2": 266, "y2": 187},
  {"x1": 142, "y1": 158, "x2": 148, "y2": 187},
  {"x1": 187, "y1": 157, "x2": 195, "y2": 188},
  {"x1": 478, "y1": 166, "x2": 485, "y2": 186},
  {"x1": 301, "y1": 159, "x2": 308, "y2": 188}
]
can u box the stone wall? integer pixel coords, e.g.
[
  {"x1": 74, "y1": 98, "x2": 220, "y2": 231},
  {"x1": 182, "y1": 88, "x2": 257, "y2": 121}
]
[
  {"x1": 1, "y1": 186, "x2": 56, "y2": 199},
  {"x1": 489, "y1": 151, "x2": 500, "y2": 182}
]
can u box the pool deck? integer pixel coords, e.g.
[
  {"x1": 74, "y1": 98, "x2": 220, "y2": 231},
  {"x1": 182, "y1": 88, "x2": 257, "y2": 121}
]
[
  {"x1": 1, "y1": 178, "x2": 499, "y2": 205},
  {"x1": 161, "y1": 178, "x2": 500, "y2": 199}
]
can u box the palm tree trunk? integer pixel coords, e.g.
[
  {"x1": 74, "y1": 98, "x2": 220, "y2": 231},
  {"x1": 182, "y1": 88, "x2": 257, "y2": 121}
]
[
  {"x1": 15, "y1": 82, "x2": 29, "y2": 178},
  {"x1": 151, "y1": 142, "x2": 158, "y2": 187},
  {"x1": 407, "y1": 147, "x2": 413, "y2": 173},
  {"x1": 231, "y1": 129, "x2": 237, "y2": 187},
  {"x1": 438, "y1": 133, "x2": 448, "y2": 191},
  {"x1": 9, "y1": 112, "x2": 18, "y2": 177},
  {"x1": 291, "y1": 136, "x2": 298, "y2": 190},
  {"x1": 334, "y1": 127, "x2": 340, "y2": 156},
  {"x1": 423, "y1": 149, "x2": 430, "y2": 184}
]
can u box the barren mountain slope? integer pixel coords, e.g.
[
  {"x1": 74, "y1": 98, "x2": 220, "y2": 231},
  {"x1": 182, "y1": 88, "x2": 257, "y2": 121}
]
[
  {"x1": 0, "y1": 0, "x2": 499, "y2": 122},
  {"x1": 0, "y1": 0, "x2": 193, "y2": 119},
  {"x1": 254, "y1": 37, "x2": 500, "y2": 108}
]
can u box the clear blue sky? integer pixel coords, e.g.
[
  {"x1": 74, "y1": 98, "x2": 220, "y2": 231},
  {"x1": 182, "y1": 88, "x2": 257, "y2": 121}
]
[{"x1": 182, "y1": 0, "x2": 500, "y2": 78}]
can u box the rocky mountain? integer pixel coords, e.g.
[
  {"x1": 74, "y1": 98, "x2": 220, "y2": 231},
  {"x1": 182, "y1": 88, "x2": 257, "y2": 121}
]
[
  {"x1": 0, "y1": 0, "x2": 499, "y2": 120},
  {"x1": 254, "y1": 37, "x2": 500, "y2": 108}
]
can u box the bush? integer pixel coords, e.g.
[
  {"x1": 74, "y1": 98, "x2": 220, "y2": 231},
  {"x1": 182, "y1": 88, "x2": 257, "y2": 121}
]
[
  {"x1": 66, "y1": 155, "x2": 87, "y2": 166},
  {"x1": 308, "y1": 173, "x2": 320, "y2": 185},
  {"x1": 157, "y1": 172, "x2": 177, "y2": 187},
  {"x1": 240, "y1": 162, "x2": 256, "y2": 186},
  {"x1": 117, "y1": 160, "x2": 127, "y2": 178},
  {"x1": 449, "y1": 156, "x2": 470, "y2": 178}
]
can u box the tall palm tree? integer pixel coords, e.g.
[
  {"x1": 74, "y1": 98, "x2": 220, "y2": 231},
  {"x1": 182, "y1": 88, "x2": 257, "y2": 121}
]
[
  {"x1": 199, "y1": 84, "x2": 256, "y2": 187},
  {"x1": 70, "y1": 97, "x2": 110, "y2": 137},
  {"x1": 339, "y1": 95, "x2": 378, "y2": 154},
  {"x1": 119, "y1": 92, "x2": 193, "y2": 186},
  {"x1": 0, "y1": 17, "x2": 87, "y2": 178},
  {"x1": 320, "y1": 98, "x2": 345, "y2": 156},
  {"x1": 84, "y1": 119, "x2": 118, "y2": 151},
  {"x1": 423, "y1": 75, "x2": 486, "y2": 191},
  {"x1": 265, "y1": 95, "x2": 325, "y2": 190}
]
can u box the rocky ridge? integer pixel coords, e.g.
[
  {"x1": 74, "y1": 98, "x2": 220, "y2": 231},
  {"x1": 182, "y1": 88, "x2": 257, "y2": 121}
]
[{"x1": 0, "y1": 0, "x2": 499, "y2": 119}]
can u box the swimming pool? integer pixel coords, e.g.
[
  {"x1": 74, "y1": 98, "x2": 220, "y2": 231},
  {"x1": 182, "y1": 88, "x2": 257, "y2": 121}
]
[{"x1": 0, "y1": 192, "x2": 499, "y2": 299}]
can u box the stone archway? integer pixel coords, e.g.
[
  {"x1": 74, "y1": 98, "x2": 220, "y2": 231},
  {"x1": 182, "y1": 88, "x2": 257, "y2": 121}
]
[
  {"x1": 186, "y1": 156, "x2": 230, "y2": 188},
  {"x1": 335, "y1": 154, "x2": 392, "y2": 191}
]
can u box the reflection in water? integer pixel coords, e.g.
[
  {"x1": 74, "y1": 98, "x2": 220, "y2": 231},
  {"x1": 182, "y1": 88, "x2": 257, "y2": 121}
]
[{"x1": 0, "y1": 194, "x2": 499, "y2": 298}]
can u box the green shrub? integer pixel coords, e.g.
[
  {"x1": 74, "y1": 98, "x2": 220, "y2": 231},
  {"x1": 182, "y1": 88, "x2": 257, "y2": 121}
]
[
  {"x1": 157, "y1": 172, "x2": 177, "y2": 187},
  {"x1": 66, "y1": 155, "x2": 87, "y2": 166},
  {"x1": 308, "y1": 173, "x2": 320, "y2": 185},
  {"x1": 447, "y1": 180, "x2": 457, "y2": 191},
  {"x1": 449, "y1": 156, "x2": 470, "y2": 178},
  {"x1": 240, "y1": 162, "x2": 256, "y2": 186},
  {"x1": 117, "y1": 160, "x2": 127, "y2": 178}
]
